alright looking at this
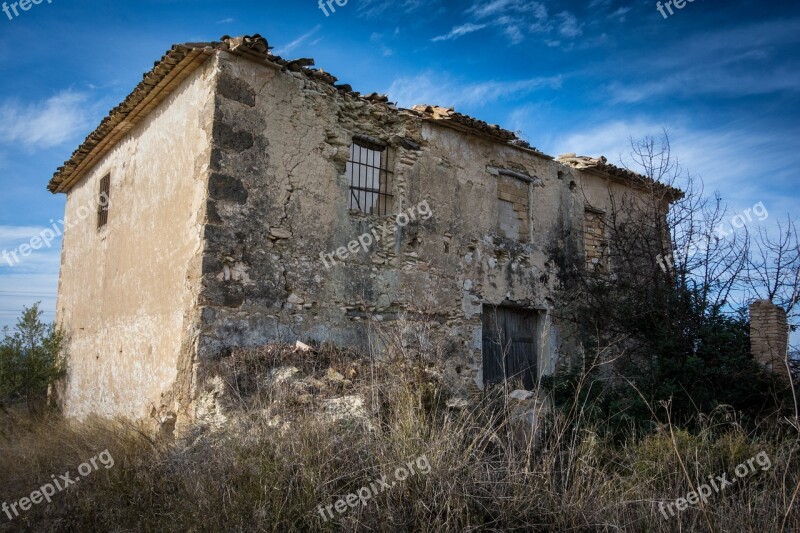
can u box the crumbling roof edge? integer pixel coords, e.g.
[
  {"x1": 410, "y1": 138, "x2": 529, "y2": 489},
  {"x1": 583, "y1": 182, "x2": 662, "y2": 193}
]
[
  {"x1": 404, "y1": 109, "x2": 554, "y2": 159},
  {"x1": 51, "y1": 34, "x2": 667, "y2": 197},
  {"x1": 405, "y1": 105, "x2": 552, "y2": 157},
  {"x1": 557, "y1": 154, "x2": 684, "y2": 201},
  {"x1": 48, "y1": 44, "x2": 218, "y2": 194}
]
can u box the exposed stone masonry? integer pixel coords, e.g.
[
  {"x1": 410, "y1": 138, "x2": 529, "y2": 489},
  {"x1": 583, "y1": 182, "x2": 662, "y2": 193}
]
[
  {"x1": 750, "y1": 300, "x2": 790, "y2": 381},
  {"x1": 48, "y1": 34, "x2": 680, "y2": 429},
  {"x1": 583, "y1": 209, "x2": 608, "y2": 272}
]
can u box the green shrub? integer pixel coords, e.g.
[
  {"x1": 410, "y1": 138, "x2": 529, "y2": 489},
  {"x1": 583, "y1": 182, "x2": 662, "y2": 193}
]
[{"x1": 0, "y1": 303, "x2": 67, "y2": 413}]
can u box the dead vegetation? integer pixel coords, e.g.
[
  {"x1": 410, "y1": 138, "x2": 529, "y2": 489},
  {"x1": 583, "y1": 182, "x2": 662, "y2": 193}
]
[{"x1": 1, "y1": 340, "x2": 798, "y2": 532}]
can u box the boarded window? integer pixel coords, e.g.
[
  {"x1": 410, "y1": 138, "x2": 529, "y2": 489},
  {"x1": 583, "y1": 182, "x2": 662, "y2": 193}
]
[
  {"x1": 584, "y1": 207, "x2": 608, "y2": 272},
  {"x1": 482, "y1": 306, "x2": 538, "y2": 390},
  {"x1": 497, "y1": 177, "x2": 529, "y2": 241},
  {"x1": 97, "y1": 174, "x2": 110, "y2": 229},
  {"x1": 346, "y1": 139, "x2": 393, "y2": 215}
]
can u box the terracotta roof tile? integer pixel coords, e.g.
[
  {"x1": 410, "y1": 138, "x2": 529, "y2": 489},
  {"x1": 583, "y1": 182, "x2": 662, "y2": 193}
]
[{"x1": 48, "y1": 34, "x2": 678, "y2": 200}]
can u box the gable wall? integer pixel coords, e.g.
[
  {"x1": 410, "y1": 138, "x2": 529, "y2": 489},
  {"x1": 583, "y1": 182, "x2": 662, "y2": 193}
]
[{"x1": 55, "y1": 59, "x2": 216, "y2": 427}]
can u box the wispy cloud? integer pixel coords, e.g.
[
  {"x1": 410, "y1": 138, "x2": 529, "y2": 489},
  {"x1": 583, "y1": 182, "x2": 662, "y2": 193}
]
[
  {"x1": 601, "y1": 18, "x2": 800, "y2": 103},
  {"x1": 467, "y1": 0, "x2": 546, "y2": 20},
  {"x1": 555, "y1": 11, "x2": 583, "y2": 38},
  {"x1": 608, "y1": 6, "x2": 632, "y2": 22},
  {"x1": 432, "y1": 23, "x2": 488, "y2": 42},
  {"x1": 0, "y1": 226, "x2": 52, "y2": 244},
  {"x1": 433, "y1": 0, "x2": 583, "y2": 46},
  {"x1": 607, "y1": 66, "x2": 800, "y2": 104},
  {"x1": 0, "y1": 224, "x2": 63, "y2": 272},
  {"x1": 216, "y1": 17, "x2": 235, "y2": 24},
  {"x1": 358, "y1": 0, "x2": 427, "y2": 18},
  {"x1": 0, "y1": 91, "x2": 91, "y2": 151},
  {"x1": 272, "y1": 25, "x2": 323, "y2": 57},
  {"x1": 370, "y1": 33, "x2": 395, "y2": 57},
  {"x1": 388, "y1": 72, "x2": 562, "y2": 109},
  {"x1": 545, "y1": 117, "x2": 799, "y2": 217}
]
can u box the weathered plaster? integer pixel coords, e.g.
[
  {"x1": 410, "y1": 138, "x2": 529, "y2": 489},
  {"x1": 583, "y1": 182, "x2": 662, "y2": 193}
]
[
  {"x1": 55, "y1": 47, "x2": 659, "y2": 426},
  {"x1": 56, "y1": 59, "x2": 216, "y2": 428}
]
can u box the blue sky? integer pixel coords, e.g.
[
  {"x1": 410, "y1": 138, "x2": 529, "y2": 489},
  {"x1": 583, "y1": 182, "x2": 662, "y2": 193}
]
[{"x1": 0, "y1": 0, "x2": 798, "y2": 330}]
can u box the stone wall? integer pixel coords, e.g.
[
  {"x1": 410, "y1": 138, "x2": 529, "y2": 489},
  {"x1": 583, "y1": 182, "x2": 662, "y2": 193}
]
[
  {"x1": 750, "y1": 300, "x2": 790, "y2": 380},
  {"x1": 50, "y1": 39, "x2": 677, "y2": 428},
  {"x1": 190, "y1": 51, "x2": 634, "y2": 407}
]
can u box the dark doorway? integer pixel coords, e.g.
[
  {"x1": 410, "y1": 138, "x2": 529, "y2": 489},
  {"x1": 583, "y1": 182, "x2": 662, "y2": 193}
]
[{"x1": 482, "y1": 306, "x2": 538, "y2": 390}]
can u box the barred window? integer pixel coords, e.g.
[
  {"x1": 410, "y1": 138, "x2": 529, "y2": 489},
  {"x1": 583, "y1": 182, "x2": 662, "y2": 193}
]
[
  {"x1": 97, "y1": 174, "x2": 110, "y2": 229},
  {"x1": 346, "y1": 138, "x2": 393, "y2": 215}
]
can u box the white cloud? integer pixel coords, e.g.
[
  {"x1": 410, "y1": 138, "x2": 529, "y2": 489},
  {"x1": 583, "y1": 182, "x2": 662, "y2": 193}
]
[
  {"x1": 387, "y1": 72, "x2": 561, "y2": 109},
  {"x1": 608, "y1": 6, "x2": 632, "y2": 22},
  {"x1": 602, "y1": 17, "x2": 800, "y2": 103},
  {"x1": 555, "y1": 11, "x2": 583, "y2": 38},
  {"x1": 358, "y1": 0, "x2": 426, "y2": 18},
  {"x1": 0, "y1": 226, "x2": 52, "y2": 245},
  {"x1": 607, "y1": 65, "x2": 800, "y2": 104},
  {"x1": 370, "y1": 32, "x2": 394, "y2": 56},
  {"x1": 433, "y1": 0, "x2": 582, "y2": 46},
  {"x1": 544, "y1": 118, "x2": 798, "y2": 221},
  {"x1": 216, "y1": 17, "x2": 235, "y2": 24},
  {"x1": 272, "y1": 25, "x2": 323, "y2": 57},
  {"x1": 432, "y1": 23, "x2": 488, "y2": 42},
  {"x1": 503, "y1": 24, "x2": 525, "y2": 44},
  {"x1": 0, "y1": 224, "x2": 63, "y2": 273},
  {"x1": 467, "y1": 0, "x2": 546, "y2": 20},
  {"x1": 0, "y1": 91, "x2": 91, "y2": 150}
]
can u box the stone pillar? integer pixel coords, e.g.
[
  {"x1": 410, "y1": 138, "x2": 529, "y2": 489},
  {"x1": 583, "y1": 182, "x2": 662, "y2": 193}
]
[{"x1": 750, "y1": 300, "x2": 790, "y2": 382}]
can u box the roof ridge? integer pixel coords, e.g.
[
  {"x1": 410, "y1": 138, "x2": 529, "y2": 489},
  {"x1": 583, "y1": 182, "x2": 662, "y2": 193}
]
[{"x1": 48, "y1": 34, "x2": 680, "y2": 200}]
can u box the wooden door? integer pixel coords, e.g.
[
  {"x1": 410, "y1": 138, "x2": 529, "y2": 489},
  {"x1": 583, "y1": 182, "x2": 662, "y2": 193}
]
[{"x1": 482, "y1": 306, "x2": 537, "y2": 389}]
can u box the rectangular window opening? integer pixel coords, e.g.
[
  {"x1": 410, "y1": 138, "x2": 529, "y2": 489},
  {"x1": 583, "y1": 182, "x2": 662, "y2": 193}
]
[
  {"x1": 584, "y1": 206, "x2": 608, "y2": 272},
  {"x1": 97, "y1": 174, "x2": 110, "y2": 229},
  {"x1": 346, "y1": 139, "x2": 393, "y2": 215}
]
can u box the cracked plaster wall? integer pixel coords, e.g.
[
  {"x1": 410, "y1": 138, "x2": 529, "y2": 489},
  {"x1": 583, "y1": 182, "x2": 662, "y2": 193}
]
[
  {"x1": 55, "y1": 60, "x2": 216, "y2": 429},
  {"x1": 56, "y1": 48, "x2": 652, "y2": 427},
  {"x1": 194, "y1": 52, "x2": 604, "y2": 398}
]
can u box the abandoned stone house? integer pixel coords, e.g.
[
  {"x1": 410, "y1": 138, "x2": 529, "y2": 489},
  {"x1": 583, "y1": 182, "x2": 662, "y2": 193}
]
[{"x1": 47, "y1": 34, "x2": 674, "y2": 429}]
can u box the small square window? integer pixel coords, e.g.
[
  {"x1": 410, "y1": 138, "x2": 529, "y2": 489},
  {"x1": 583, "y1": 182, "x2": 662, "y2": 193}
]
[{"x1": 346, "y1": 139, "x2": 393, "y2": 215}]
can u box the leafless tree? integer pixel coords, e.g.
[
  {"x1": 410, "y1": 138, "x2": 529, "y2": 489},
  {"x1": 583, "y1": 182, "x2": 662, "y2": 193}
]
[
  {"x1": 746, "y1": 216, "x2": 800, "y2": 326},
  {"x1": 553, "y1": 131, "x2": 794, "y2": 427},
  {"x1": 625, "y1": 132, "x2": 749, "y2": 313}
]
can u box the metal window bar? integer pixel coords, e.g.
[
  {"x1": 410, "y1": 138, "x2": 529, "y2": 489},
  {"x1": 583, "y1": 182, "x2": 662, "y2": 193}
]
[
  {"x1": 97, "y1": 174, "x2": 110, "y2": 229},
  {"x1": 347, "y1": 141, "x2": 393, "y2": 215}
]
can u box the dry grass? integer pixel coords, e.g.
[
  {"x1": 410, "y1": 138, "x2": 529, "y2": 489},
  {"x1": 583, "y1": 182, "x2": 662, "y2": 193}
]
[{"x1": 1, "y1": 344, "x2": 798, "y2": 532}]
